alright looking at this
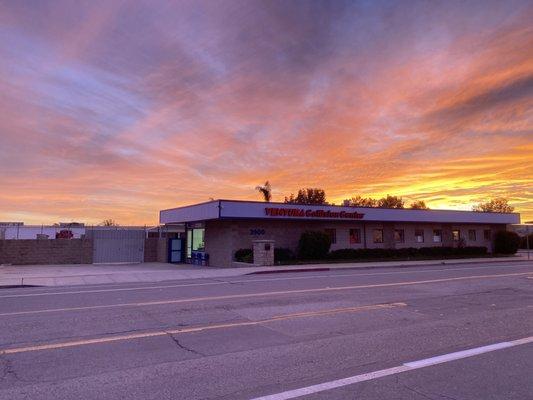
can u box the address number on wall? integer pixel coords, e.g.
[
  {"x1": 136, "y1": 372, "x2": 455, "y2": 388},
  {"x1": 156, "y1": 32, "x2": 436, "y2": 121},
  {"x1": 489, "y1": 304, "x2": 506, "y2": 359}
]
[{"x1": 250, "y1": 229, "x2": 265, "y2": 235}]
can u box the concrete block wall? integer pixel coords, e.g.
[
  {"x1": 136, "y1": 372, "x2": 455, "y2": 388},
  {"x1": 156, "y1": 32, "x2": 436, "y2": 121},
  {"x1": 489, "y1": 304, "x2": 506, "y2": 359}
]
[{"x1": 0, "y1": 239, "x2": 93, "y2": 265}]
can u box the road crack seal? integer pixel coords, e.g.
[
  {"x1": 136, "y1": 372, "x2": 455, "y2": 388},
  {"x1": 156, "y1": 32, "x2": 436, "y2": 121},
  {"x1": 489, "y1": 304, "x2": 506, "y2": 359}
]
[
  {"x1": 166, "y1": 333, "x2": 204, "y2": 356},
  {"x1": 0, "y1": 354, "x2": 26, "y2": 383}
]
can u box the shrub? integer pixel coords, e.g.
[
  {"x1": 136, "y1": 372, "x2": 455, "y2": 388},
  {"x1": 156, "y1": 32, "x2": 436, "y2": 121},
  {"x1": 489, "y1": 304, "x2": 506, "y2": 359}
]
[
  {"x1": 455, "y1": 246, "x2": 487, "y2": 256},
  {"x1": 493, "y1": 230, "x2": 521, "y2": 254},
  {"x1": 298, "y1": 231, "x2": 331, "y2": 259},
  {"x1": 275, "y1": 248, "x2": 295, "y2": 262},
  {"x1": 234, "y1": 248, "x2": 253, "y2": 263},
  {"x1": 328, "y1": 246, "x2": 487, "y2": 260}
]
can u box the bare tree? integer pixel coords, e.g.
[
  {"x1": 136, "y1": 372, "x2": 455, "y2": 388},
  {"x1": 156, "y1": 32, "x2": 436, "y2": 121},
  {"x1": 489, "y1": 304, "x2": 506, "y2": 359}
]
[
  {"x1": 473, "y1": 198, "x2": 514, "y2": 213},
  {"x1": 255, "y1": 181, "x2": 272, "y2": 202},
  {"x1": 100, "y1": 219, "x2": 119, "y2": 226}
]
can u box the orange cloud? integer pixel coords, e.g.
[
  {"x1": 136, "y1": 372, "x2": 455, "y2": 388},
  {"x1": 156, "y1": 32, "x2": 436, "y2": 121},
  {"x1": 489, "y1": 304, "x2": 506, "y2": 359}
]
[{"x1": 0, "y1": 1, "x2": 531, "y2": 224}]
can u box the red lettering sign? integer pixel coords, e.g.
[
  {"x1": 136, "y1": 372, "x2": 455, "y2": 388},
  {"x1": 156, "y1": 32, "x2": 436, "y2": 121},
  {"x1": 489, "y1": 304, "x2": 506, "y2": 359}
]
[{"x1": 265, "y1": 208, "x2": 364, "y2": 219}]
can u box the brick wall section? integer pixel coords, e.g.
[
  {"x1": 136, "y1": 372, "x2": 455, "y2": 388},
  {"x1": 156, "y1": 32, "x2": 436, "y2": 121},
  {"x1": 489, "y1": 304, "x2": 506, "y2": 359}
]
[
  {"x1": 143, "y1": 238, "x2": 170, "y2": 262},
  {"x1": 144, "y1": 238, "x2": 159, "y2": 262},
  {"x1": 0, "y1": 239, "x2": 93, "y2": 265},
  {"x1": 157, "y1": 239, "x2": 169, "y2": 263}
]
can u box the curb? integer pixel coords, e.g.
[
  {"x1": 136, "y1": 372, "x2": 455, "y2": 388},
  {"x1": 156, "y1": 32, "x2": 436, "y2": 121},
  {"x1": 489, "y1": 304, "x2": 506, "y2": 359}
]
[{"x1": 245, "y1": 257, "x2": 527, "y2": 275}]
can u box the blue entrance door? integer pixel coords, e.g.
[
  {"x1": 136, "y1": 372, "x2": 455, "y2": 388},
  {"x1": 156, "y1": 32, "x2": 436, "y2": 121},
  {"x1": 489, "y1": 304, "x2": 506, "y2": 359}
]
[{"x1": 168, "y1": 239, "x2": 184, "y2": 263}]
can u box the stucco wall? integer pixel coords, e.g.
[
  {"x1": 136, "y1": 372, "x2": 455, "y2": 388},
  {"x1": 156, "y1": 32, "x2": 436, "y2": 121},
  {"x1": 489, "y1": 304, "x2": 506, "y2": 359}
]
[
  {"x1": 0, "y1": 239, "x2": 93, "y2": 265},
  {"x1": 203, "y1": 219, "x2": 504, "y2": 267}
]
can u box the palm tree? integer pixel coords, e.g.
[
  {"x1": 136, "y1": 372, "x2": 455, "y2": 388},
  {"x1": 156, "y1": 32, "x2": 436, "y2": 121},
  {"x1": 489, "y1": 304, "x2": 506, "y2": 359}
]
[{"x1": 255, "y1": 181, "x2": 272, "y2": 202}]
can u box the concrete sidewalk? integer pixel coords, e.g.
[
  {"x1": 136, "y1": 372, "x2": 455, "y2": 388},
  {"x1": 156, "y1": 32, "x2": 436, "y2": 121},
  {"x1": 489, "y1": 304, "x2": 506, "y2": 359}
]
[{"x1": 0, "y1": 253, "x2": 530, "y2": 287}]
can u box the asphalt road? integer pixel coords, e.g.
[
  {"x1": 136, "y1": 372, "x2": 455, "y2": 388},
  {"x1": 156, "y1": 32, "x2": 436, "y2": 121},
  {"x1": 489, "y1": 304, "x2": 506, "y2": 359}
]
[{"x1": 0, "y1": 260, "x2": 532, "y2": 399}]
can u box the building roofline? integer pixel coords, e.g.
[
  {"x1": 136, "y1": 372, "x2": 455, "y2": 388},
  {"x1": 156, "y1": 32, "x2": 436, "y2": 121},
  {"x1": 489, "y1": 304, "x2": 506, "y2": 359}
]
[
  {"x1": 159, "y1": 199, "x2": 220, "y2": 213},
  {"x1": 210, "y1": 199, "x2": 518, "y2": 216}
]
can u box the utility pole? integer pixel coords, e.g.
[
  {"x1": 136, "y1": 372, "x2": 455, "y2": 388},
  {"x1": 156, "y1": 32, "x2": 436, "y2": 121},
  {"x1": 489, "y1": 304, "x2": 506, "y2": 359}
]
[{"x1": 527, "y1": 224, "x2": 530, "y2": 261}]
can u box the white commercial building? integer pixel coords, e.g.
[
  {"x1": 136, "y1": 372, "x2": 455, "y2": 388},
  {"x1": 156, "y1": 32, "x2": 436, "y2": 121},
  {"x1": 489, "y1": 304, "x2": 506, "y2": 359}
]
[{"x1": 160, "y1": 200, "x2": 520, "y2": 268}]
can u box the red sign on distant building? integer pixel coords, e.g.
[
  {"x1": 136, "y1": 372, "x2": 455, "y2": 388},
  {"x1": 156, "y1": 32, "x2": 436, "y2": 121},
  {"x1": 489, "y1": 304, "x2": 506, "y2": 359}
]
[{"x1": 265, "y1": 207, "x2": 364, "y2": 219}]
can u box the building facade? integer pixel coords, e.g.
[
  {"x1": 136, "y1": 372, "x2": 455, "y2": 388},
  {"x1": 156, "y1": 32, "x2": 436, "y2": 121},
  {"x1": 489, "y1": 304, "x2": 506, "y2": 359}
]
[{"x1": 160, "y1": 200, "x2": 521, "y2": 268}]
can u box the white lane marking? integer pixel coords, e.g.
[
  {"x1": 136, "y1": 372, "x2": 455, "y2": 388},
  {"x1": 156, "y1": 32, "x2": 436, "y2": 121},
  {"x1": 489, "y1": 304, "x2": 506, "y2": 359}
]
[
  {"x1": 250, "y1": 336, "x2": 533, "y2": 400},
  {"x1": 0, "y1": 281, "x2": 226, "y2": 298},
  {"x1": 252, "y1": 366, "x2": 412, "y2": 400},
  {"x1": 1, "y1": 263, "x2": 529, "y2": 299},
  {"x1": 403, "y1": 342, "x2": 514, "y2": 368}
]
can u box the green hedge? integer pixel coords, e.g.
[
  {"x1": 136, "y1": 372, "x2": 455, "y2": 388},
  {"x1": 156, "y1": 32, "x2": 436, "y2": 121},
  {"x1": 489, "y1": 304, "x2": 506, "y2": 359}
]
[
  {"x1": 494, "y1": 231, "x2": 520, "y2": 254},
  {"x1": 237, "y1": 244, "x2": 493, "y2": 264},
  {"x1": 298, "y1": 231, "x2": 331, "y2": 259},
  {"x1": 328, "y1": 246, "x2": 488, "y2": 260},
  {"x1": 234, "y1": 248, "x2": 253, "y2": 263},
  {"x1": 275, "y1": 248, "x2": 295, "y2": 262}
]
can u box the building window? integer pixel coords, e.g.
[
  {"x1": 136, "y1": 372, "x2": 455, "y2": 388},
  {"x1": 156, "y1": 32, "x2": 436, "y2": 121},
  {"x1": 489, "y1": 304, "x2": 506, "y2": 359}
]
[
  {"x1": 452, "y1": 230, "x2": 460, "y2": 241},
  {"x1": 325, "y1": 229, "x2": 337, "y2": 244},
  {"x1": 415, "y1": 229, "x2": 424, "y2": 243},
  {"x1": 192, "y1": 228, "x2": 205, "y2": 251},
  {"x1": 349, "y1": 228, "x2": 361, "y2": 244},
  {"x1": 484, "y1": 229, "x2": 491, "y2": 240},
  {"x1": 187, "y1": 227, "x2": 205, "y2": 258},
  {"x1": 373, "y1": 229, "x2": 383, "y2": 243},
  {"x1": 433, "y1": 229, "x2": 442, "y2": 243},
  {"x1": 468, "y1": 229, "x2": 476, "y2": 241},
  {"x1": 394, "y1": 229, "x2": 405, "y2": 243}
]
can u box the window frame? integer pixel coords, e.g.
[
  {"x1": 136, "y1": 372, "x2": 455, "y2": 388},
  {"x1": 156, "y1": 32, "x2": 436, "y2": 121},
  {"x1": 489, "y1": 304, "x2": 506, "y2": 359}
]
[
  {"x1": 414, "y1": 229, "x2": 425, "y2": 243},
  {"x1": 433, "y1": 229, "x2": 442, "y2": 243},
  {"x1": 394, "y1": 229, "x2": 405, "y2": 243},
  {"x1": 373, "y1": 229, "x2": 384, "y2": 244},
  {"x1": 349, "y1": 228, "x2": 361, "y2": 244},
  {"x1": 468, "y1": 229, "x2": 476, "y2": 242},
  {"x1": 452, "y1": 229, "x2": 460, "y2": 241}
]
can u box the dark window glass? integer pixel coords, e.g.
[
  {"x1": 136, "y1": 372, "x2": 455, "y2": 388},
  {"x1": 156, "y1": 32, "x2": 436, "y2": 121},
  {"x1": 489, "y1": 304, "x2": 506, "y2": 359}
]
[
  {"x1": 433, "y1": 229, "x2": 442, "y2": 243},
  {"x1": 468, "y1": 229, "x2": 476, "y2": 241},
  {"x1": 349, "y1": 228, "x2": 361, "y2": 244},
  {"x1": 484, "y1": 229, "x2": 491, "y2": 240},
  {"x1": 325, "y1": 229, "x2": 336, "y2": 244},
  {"x1": 373, "y1": 229, "x2": 383, "y2": 243}
]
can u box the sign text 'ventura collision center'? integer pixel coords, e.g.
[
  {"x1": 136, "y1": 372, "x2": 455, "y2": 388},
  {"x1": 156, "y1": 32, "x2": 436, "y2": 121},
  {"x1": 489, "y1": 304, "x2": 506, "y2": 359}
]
[{"x1": 265, "y1": 207, "x2": 364, "y2": 219}]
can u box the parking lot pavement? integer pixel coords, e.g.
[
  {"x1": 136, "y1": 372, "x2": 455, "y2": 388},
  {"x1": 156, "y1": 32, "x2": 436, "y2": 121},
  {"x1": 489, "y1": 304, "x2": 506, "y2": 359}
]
[{"x1": 0, "y1": 254, "x2": 528, "y2": 287}]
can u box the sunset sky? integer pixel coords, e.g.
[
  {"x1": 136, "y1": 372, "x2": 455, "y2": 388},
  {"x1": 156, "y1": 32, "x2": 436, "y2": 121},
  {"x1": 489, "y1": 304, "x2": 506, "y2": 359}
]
[{"x1": 0, "y1": 0, "x2": 532, "y2": 225}]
